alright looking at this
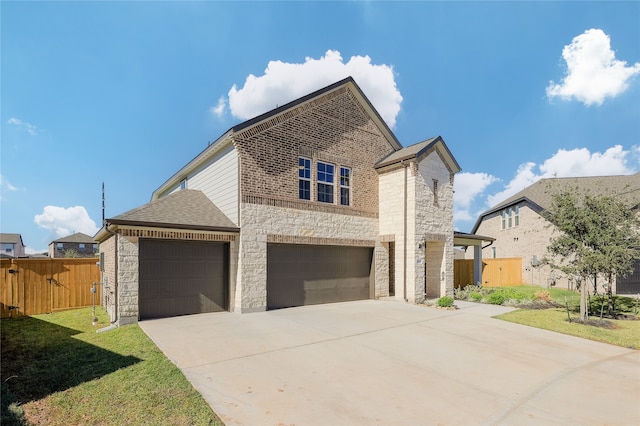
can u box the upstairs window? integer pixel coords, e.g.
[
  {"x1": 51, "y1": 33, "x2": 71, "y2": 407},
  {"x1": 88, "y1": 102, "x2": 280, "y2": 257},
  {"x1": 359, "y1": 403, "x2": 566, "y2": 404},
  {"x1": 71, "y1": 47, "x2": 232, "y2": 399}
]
[
  {"x1": 501, "y1": 204, "x2": 520, "y2": 229},
  {"x1": 317, "y1": 161, "x2": 334, "y2": 204},
  {"x1": 298, "y1": 157, "x2": 311, "y2": 200},
  {"x1": 93, "y1": 243, "x2": 99, "y2": 253},
  {"x1": 180, "y1": 178, "x2": 188, "y2": 190},
  {"x1": 4, "y1": 244, "x2": 12, "y2": 253},
  {"x1": 340, "y1": 167, "x2": 351, "y2": 206},
  {"x1": 57, "y1": 243, "x2": 64, "y2": 251},
  {"x1": 79, "y1": 243, "x2": 85, "y2": 250}
]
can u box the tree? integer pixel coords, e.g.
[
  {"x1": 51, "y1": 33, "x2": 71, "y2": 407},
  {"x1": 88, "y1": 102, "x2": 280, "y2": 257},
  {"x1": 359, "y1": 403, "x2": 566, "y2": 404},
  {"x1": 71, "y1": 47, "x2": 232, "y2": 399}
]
[
  {"x1": 63, "y1": 248, "x2": 79, "y2": 258},
  {"x1": 543, "y1": 186, "x2": 640, "y2": 322}
]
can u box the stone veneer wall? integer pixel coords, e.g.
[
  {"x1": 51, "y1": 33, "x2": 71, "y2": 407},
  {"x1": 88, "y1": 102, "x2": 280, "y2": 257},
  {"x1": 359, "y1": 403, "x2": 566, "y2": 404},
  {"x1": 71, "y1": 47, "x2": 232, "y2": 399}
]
[
  {"x1": 415, "y1": 150, "x2": 455, "y2": 299},
  {"x1": 378, "y1": 150, "x2": 456, "y2": 303},
  {"x1": 378, "y1": 167, "x2": 406, "y2": 300},
  {"x1": 99, "y1": 235, "x2": 116, "y2": 322},
  {"x1": 236, "y1": 203, "x2": 380, "y2": 312}
]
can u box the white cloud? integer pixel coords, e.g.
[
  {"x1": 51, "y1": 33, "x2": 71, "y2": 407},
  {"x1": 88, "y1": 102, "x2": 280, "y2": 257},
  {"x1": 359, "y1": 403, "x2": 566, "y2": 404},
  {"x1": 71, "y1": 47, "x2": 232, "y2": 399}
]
[
  {"x1": 218, "y1": 50, "x2": 402, "y2": 128},
  {"x1": 7, "y1": 117, "x2": 39, "y2": 135},
  {"x1": 34, "y1": 206, "x2": 99, "y2": 240},
  {"x1": 0, "y1": 175, "x2": 17, "y2": 192},
  {"x1": 486, "y1": 145, "x2": 637, "y2": 207},
  {"x1": 546, "y1": 28, "x2": 640, "y2": 106},
  {"x1": 209, "y1": 96, "x2": 226, "y2": 118},
  {"x1": 453, "y1": 172, "x2": 498, "y2": 222}
]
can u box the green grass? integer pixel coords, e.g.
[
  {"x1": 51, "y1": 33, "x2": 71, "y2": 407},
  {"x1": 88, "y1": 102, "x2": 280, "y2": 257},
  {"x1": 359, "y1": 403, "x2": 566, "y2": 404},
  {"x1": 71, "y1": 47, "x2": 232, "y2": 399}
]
[
  {"x1": 1, "y1": 307, "x2": 223, "y2": 426},
  {"x1": 496, "y1": 308, "x2": 640, "y2": 349},
  {"x1": 455, "y1": 285, "x2": 640, "y2": 349}
]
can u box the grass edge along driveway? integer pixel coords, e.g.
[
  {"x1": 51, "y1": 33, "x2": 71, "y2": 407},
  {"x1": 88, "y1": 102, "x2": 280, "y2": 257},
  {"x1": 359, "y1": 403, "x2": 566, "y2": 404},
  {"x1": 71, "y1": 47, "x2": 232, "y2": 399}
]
[{"x1": 1, "y1": 307, "x2": 223, "y2": 426}]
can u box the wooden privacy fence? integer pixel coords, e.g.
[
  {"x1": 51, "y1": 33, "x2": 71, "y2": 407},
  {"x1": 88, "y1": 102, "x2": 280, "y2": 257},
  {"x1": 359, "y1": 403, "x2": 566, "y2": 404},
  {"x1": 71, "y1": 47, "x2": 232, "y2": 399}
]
[
  {"x1": 1, "y1": 257, "x2": 100, "y2": 318},
  {"x1": 454, "y1": 257, "x2": 522, "y2": 288}
]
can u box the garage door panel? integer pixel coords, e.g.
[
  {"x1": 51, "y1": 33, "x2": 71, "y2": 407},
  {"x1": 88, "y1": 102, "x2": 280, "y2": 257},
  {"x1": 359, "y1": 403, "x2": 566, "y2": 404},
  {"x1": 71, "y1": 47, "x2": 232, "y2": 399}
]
[
  {"x1": 139, "y1": 239, "x2": 228, "y2": 319},
  {"x1": 267, "y1": 244, "x2": 373, "y2": 310}
]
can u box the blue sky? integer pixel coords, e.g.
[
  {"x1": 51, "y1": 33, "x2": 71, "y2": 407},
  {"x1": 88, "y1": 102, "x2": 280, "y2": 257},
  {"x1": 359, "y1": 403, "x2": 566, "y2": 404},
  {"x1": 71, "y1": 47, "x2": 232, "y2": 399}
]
[{"x1": 2, "y1": 1, "x2": 639, "y2": 253}]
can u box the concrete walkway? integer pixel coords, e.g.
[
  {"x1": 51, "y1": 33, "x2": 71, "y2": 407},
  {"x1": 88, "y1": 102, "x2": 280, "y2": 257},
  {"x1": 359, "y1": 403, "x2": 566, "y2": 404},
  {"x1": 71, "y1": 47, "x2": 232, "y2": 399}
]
[{"x1": 140, "y1": 300, "x2": 640, "y2": 426}]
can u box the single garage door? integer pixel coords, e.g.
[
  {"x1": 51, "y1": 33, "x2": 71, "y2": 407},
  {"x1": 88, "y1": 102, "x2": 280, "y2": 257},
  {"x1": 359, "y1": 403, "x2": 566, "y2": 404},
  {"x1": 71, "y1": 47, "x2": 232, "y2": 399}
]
[
  {"x1": 139, "y1": 239, "x2": 228, "y2": 319},
  {"x1": 267, "y1": 244, "x2": 373, "y2": 310}
]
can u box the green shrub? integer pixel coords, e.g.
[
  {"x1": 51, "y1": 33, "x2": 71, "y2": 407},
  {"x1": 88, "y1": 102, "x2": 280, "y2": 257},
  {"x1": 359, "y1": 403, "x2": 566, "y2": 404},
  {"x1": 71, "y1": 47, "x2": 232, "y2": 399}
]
[
  {"x1": 470, "y1": 292, "x2": 483, "y2": 302},
  {"x1": 487, "y1": 292, "x2": 506, "y2": 305},
  {"x1": 437, "y1": 296, "x2": 454, "y2": 307}
]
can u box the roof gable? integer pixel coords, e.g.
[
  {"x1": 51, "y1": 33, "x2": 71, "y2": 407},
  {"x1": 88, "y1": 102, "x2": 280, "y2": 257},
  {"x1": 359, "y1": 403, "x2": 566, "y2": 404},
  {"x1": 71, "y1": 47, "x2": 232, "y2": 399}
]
[
  {"x1": 375, "y1": 136, "x2": 461, "y2": 173},
  {"x1": 107, "y1": 189, "x2": 238, "y2": 232},
  {"x1": 0, "y1": 233, "x2": 24, "y2": 245},
  {"x1": 152, "y1": 77, "x2": 402, "y2": 199}
]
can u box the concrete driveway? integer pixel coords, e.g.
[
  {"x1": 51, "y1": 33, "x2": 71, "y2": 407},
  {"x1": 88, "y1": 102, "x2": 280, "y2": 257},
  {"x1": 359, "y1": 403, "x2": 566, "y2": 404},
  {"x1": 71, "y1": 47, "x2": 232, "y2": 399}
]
[{"x1": 140, "y1": 300, "x2": 640, "y2": 426}]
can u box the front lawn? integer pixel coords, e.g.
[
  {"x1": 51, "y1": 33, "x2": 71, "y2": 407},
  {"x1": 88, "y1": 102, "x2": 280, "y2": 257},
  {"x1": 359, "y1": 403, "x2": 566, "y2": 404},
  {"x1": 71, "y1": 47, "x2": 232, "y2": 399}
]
[
  {"x1": 1, "y1": 307, "x2": 223, "y2": 426},
  {"x1": 496, "y1": 308, "x2": 640, "y2": 349},
  {"x1": 454, "y1": 285, "x2": 640, "y2": 349}
]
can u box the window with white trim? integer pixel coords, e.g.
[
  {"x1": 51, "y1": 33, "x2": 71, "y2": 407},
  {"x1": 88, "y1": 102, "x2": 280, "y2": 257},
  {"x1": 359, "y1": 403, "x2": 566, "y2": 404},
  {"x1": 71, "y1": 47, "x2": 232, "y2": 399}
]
[
  {"x1": 180, "y1": 178, "x2": 187, "y2": 190},
  {"x1": 298, "y1": 157, "x2": 311, "y2": 200},
  {"x1": 340, "y1": 167, "x2": 351, "y2": 206},
  {"x1": 501, "y1": 204, "x2": 520, "y2": 229},
  {"x1": 317, "y1": 161, "x2": 334, "y2": 203}
]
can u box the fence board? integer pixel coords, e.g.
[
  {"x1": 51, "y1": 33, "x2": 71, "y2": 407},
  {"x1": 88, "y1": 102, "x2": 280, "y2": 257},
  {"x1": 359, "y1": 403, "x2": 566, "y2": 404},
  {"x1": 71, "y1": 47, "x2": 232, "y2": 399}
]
[
  {"x1": 1, "y1": 258, "x2": 100, "y2": 318},
  {"x1": 454, "y1": 258, "x2": 522, "y2": 288}
]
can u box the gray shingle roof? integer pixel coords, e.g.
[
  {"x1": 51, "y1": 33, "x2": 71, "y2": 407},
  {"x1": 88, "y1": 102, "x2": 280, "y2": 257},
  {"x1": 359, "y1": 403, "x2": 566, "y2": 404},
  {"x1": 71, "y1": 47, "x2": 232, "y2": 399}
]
[
  {"x1": 0, "y1": 233, "x2": 23, "y2": 244},
  {"x1": 471, "y1": 173, "x2": 640, "y2": 233},
  {"x1": 109, "y1": 189, "x2": 238, "y2": 231},
  {"x1": 493, "y1": 173, "x2": 640, "y2": 211},
  {"x1": 52, "y1": 232, "x2": 96, "y2": 244},
  {"x1": 375, "y1": 136, "x2": 461, "y2": 172}
]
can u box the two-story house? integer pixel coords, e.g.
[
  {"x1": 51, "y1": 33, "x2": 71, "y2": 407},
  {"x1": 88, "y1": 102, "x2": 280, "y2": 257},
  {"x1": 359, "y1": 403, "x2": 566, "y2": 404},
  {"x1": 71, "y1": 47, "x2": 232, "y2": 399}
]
[
  {"x1": 470, "y1": 173, "x2": 640, "y2": 294},
  {"x1": 0, "y1": 233, "x2": 26, "y2": 258},
  {"x1": 95, "y1": 77, "x2": 461, "y2": 325},
  {"x1": 49, "y1": 232, "x2": 99, "y2": 258}
]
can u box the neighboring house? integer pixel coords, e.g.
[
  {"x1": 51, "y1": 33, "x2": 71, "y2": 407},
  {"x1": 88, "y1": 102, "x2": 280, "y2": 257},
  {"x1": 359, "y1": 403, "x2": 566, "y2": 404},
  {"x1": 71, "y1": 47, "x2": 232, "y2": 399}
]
[
  {"x1": 95, "y1": 77, "x2": 461, "y2": 325},
  {"x1": 49, "y1": 232, "x2": 99, "y2": 258},
  {"x1": 469, "y1": 173, "x2": 640, "y2": 294},
  {"x1": 0, "y1": 233, "x2": 26, "y2": 258}
]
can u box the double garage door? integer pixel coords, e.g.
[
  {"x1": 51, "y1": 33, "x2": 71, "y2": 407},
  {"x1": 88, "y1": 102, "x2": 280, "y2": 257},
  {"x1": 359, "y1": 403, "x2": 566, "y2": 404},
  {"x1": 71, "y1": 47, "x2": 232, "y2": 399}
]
[
  {"x1": 267, "y1": 244, "x2": 374, "y2": 310},
  {"x1": 139, "y1": 239, "x2": 228, "y2": 319}
]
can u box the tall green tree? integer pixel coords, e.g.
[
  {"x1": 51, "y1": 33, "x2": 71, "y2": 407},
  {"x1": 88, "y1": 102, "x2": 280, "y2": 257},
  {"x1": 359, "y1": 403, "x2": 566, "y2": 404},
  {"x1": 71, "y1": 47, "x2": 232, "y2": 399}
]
[{"x1": 543, "y1": 186, "x2": 640, "y2": 322}]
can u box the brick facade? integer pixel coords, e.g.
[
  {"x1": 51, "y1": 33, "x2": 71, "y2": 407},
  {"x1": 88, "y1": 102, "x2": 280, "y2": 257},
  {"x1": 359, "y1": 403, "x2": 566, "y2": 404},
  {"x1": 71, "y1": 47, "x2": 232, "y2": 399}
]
[{"x1": 233, "y1": 86, "x2": 394, "y2": 217}]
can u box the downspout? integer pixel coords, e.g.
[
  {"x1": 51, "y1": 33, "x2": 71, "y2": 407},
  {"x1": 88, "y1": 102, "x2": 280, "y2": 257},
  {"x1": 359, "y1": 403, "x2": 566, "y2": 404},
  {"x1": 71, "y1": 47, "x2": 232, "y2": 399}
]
[{"x1": 403, "y1": 160, "x2": 408, "y2": 302}]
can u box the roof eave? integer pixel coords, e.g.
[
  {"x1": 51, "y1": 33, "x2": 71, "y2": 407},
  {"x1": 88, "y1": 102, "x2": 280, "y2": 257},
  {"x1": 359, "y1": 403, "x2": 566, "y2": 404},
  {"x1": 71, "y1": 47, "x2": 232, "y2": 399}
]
[
  {"x1": 106, "y1": 218, "x2": 240, "y2": 233},
  {"x1": 470, "y1": 196, "x2": 539, "y2": 234}
]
